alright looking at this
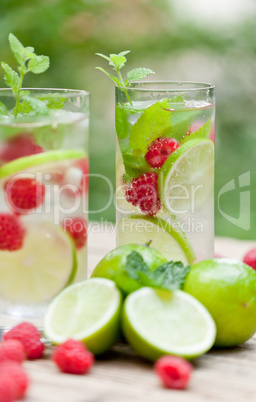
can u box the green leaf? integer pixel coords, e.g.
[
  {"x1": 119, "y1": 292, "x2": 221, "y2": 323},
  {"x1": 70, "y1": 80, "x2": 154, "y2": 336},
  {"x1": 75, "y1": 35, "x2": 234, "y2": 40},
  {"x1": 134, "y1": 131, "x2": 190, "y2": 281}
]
[
  {"x1": 24, "y1": 46, "x2": 36, "y2": 60},
  {"x1": 0, "y1": 102, "x2": 8, "y2": 115},
  {"x1": 37, "y1": 94, "x2": 66, "y2": 110},
  {"x1": 127, "y1": 68, "x2": 155, "y2": 82},
  {"x1": 129, "y1": 99, "x2": 171, "y2": 152},
  {"x1": 8, "y1": 33, "x2": 24, "y2": 65},
  {"x1": 95, "y1": 67, "x2": 120, "y2": 85},
  {"x1": 1, "y1": 62, "x2": 20, "y2": 93},
  {"x1": 170, "y1": 95, "x2": 185, "y2": 103},
  {"x1": 109, "y1": 52, "x2": 128, "y2": 70},
  {"x1": 149, "y1": 261, "x2": 190, "y2": 291},
  {"x1": 181, "y1": 119, "x2": 212, "y2": 144},
  {"x1": 95, "y1": 53, "x2": 111, "y2": 62},
  {"x1": 21, "y1": 95, "x2": 48, "y2": 115},
  {"x1": 28, "y1": 55, "x2": 50, "y2": 74},
  {"x1": 125, "y1": 251, "x2": 150, "y2": 280}
]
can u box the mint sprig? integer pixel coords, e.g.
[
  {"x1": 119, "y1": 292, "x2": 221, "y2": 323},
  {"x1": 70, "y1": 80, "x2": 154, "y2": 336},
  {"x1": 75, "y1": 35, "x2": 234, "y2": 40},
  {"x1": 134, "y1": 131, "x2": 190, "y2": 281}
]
[
  {"x1": 96, "y1": 51, "x2": 155, "y2": 105},
  {"x1": 1, "y1": 33, "x2": 65, "y2": 119},
  {"x1": 124, "y1": 251, "x2": 190, "y2": 292}
]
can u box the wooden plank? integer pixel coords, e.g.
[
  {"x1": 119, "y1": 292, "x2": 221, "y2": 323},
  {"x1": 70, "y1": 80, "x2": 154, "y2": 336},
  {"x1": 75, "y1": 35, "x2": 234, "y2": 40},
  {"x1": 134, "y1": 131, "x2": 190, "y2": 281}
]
[{"x1": 1, "y1": 229, "x2": 256, "y2": 401}]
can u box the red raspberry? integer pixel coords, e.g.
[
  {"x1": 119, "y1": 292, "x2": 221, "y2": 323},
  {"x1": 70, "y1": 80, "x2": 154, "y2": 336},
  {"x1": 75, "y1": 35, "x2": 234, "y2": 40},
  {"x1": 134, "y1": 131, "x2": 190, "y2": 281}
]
[
  {"x1": 0, "y1": 133, "x2": 43, "y2": 163},
  {"x1": 0, "y1": 374, "x2": 16, "y2": 402},
  {"x1": 0, "y1": 361, "x2": 29, "y2": 399},
  {"x1": 53, "y1": 339, "x2": 94, "y2": 375},
  {"x1": 63, "y1": 217, "x2": 88, "y2": 249},
  {"x1": 0, "y1": 213, "x2": 26, "y2": 251},
  {"x1": 145, "y1": 137, "x2": 179, "y2": 168},
  {"x1": 243, "y1": 248, "x2": 256, "y2": 270},
  {"x1": 155, "y1": 356, "x2": 193, "y2": 390},
  {"x1": 5, "y1": 177, "x2": 45, "y2": 214},
  {"x1": 0, "y1": 340, "x2": 26, "y2": 364},
  {"x1": 125, "y1": 173, "x2": 161, "y2": 216},
  {"x1": 3, "y1": 322, "x2": 44, "y2": 360}
]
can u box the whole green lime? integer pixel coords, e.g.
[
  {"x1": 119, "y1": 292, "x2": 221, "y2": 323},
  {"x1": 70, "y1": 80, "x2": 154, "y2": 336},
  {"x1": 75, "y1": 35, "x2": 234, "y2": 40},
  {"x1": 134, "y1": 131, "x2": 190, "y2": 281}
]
[
  {"x1": 91, "y1": 244, "x2": 167, "y2": 295},
  {"x1": 184, "y1": 258, "x2": 256, "y2": 347}
]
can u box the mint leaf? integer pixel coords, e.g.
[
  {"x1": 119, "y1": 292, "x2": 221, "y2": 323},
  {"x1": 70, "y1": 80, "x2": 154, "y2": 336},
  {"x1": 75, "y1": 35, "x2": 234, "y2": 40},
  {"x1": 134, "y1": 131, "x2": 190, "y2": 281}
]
[
  {"x1": 28, "y1": 55, "x2": 50, "y2": 74},
  {"x1": 1, "y1": 62, "x2": 20, "y2": 93},
  {"x1": 170, "y1": 95, "x2": 185, "y2": 103},
  {"x1": 95, "y1": 67, "x2": 120, "y2": 86},
  {"x1": 95, "y1": 53, "x2": 111, "y2": 62},
  {"x1": 127, "y1": 68, "x2": 155, "y2": 82},
  {"x1": 181, "y1": 119, "x2": 212, "y2": 144},
  {"x1": 37, "y1": 94, "x2": 66, "y2": 109},
  {"x1": 21, "y1": 95, "x2": 48, "y2": 115},
  {"x1": 0, "y1": 102, "x2": 8, "y2": 115},
  {"x1": 129, "y1": 99, "x2": 171, "y2": 152},
  {"x1": 109, "y1": 52, "x2": 129, "y2": 70},
  {"x1": 125, "y1": 251, "x2": 150, "y2": 280},
  {"x1": 149, "y1": 261, "x2": 190, "y2": 291},
  {"x1": 8, "y1": 33, "x2": 24, "y2": 65}
]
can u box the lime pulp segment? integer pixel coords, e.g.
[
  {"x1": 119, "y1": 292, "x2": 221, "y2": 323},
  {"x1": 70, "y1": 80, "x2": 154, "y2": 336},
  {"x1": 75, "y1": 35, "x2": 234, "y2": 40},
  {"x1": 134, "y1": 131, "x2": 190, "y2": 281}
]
[
  {"x1": 117, "y1": 216, "x2": 195, "y2": 264},
  {"x1": 0, "y1": 149, "x2": 86, "y2": 178},
  {"x1": 159, "y1": 139, "x2": 214, "y2": 213},
  {"x1": 44, "y1": 278, "x2": 122, "y2": 354},
  {"x1": 122, "y1": 287, "x2": 216, "y2": 361},
  {"x1": 0, "y1": 222, "x2": 77, "y2": 304}
]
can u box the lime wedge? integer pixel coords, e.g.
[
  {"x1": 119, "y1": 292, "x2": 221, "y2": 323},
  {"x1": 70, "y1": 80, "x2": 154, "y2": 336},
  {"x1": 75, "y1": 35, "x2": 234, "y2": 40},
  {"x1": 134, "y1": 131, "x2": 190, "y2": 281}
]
[
  {"x1": 44, "y1": 278, "x2": 122, "y2": 355},
  {"x1": 0, "y1": 149, "x2": 86, "y2": 178},
  {"x1": 159, "y1": 139, "x2": 214, "y2": 213},
  {"x1": 117, "y1": 216, "x2": 195, "y2": 264},
  {"x1": 122, "y1": 287, "x2": 216, "y2": 361},
  {"x1": 0, "y1": 222, "x2": 77, "y2": 304}
]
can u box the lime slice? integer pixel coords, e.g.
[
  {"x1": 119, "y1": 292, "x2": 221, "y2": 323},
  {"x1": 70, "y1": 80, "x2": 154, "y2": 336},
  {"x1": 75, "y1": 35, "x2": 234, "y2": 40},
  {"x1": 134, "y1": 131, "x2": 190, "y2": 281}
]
[
  {"x1": 0, "y1": 149, "x2": 86, "y2": 178},
  {"x1": 44, "y1": 278, "x2": 122, "y2": 355},
  {"x1": 159, "y1": 139, "x2": 214, "y2": 213},
  {"x1": 117, "y1": 216, "x2": 195, "y2": 264},
  {"x1": 0, "y1": 222, "x2": 77, "y2": 304},
  {"x1": 122, "y1": 287, "x2": 216, "y2": 361}
]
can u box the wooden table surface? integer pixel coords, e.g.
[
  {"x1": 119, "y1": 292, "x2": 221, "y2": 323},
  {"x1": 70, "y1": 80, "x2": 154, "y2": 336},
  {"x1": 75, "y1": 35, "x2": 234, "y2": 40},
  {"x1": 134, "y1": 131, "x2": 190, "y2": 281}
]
[{"x1": 2, "y1": 227, "x2": 256, "y2": 402}]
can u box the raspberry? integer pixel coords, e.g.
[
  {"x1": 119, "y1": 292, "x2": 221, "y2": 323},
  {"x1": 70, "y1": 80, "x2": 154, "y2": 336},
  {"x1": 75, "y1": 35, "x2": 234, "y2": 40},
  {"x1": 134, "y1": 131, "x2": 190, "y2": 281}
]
[
  {"x1": 155, "y1": 356, "x2": 193, "y2": 390},
  {"x1": 125, "y1": 173, "x2": 161, "y2": 216},
  {"x1": 243, "y1": 248, "x2": 256, "y2": 270},
  {"x1": 0, "y1": 213, "x2": 26, "y2": 251},
  {"x1": 0, "y1": 374, "x2": 16, "y2": 402},
  {"x1": 0, "y1": 340, "x2": 26, "y2": 364},
  {"x1": 53, "y1": 339, "x2": 94, "y2": 375},
  {"x1": 0, "y1": 361, "x2": 29, "y2": 399},
  {"x1": 5, "y1": 177, "x2": 45, "y2": 214},
  {"x1": 3, "y1": 322, "x2": 44, "y2": 360},
  {"x1": 0, "y1": 133, "x2": 43, "y2": 163},
  {"x1": 63, "y1": 217, "x2": 88, "y2": 249},
  {"x1": 145, "y1": 137, "x2": 179, "y2": 168}
]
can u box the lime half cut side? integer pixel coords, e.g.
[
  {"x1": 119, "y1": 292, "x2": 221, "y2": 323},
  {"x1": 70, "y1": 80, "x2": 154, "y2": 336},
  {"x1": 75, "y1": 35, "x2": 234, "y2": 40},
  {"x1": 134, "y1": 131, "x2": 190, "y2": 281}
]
[
  {"x1": 122, "y1": 287, "x2": 216, "y2": 361},
  {"x1": 117, "y1": 216, "x2": 195, "y2": 264},
  {"x1": 0, "y1": 222, "x2": 77, "y2": 304},
  {"x1": 159, "y1": 139, "x2": 214, "y2": 213},
  {"x1": 0, "y1": 149, "x2": 86, "y2": 179},
  {"x1": 44, "y1": 278, "x2": 122, "y2": 355}
]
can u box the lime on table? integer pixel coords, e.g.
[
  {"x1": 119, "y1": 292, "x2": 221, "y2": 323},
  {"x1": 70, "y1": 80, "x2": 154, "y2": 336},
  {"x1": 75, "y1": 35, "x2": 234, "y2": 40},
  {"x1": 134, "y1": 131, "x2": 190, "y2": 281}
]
[
  {"x1": 122, "y1": 287, "x2": 216, "y2": 361},
  {"x1": 0, "y1": 149, "x2": 86, "y2": 178},
  {"x1": 91, "y1": 243, "x2": 167, "y2": 294},
  {"x1": 159, "y1": 138, "x2": 214, "y2": 213},
  {"x1": 117, "y1": 216, "x2": 195, "y2": 265},
  {"x1": 44, "y1": 278, "x2": 122, "y2": 355},
  {"x1": 184, "y1": 258, "x2": 256, "y2": 347},
  {"x1": 0, "y1": 222, "x2": 77, "y2": 304}
]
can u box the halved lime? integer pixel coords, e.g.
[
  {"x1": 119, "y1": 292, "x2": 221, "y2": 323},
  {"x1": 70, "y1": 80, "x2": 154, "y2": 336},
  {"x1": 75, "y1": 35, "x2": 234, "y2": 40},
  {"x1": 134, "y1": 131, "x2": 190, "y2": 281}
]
[
  {"x1": 0, "y1": 149, "x2": 86, "y2": 179},
  {"x1": 0, "y1": 222, "x2": 77, "y2": 304},
  {"x1": 44, "y1": 278, "x2": 122, "y2": 355},
  {"x1": 117, "y1": 216, "x2": 195, "y2": 264},
  {"x1": 159, "y1": 139, "x2": 214, "y2": 213},
  {"x1": 122, "y1": 287, "x2": 216, "y2": 361}
]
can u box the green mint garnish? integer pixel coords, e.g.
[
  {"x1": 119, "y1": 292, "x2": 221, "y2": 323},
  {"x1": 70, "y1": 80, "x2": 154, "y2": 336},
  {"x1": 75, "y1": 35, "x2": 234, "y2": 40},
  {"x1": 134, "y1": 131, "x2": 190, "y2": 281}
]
[
  {"x1": 1, "y1": 34, "x2": 65, "y2": 119},
  {"x1": 124, "y1": 251, "x2": 190, "y2": 292},
  {"x1": 96, "y1": 51, "x2": 155, "y2": 105}
]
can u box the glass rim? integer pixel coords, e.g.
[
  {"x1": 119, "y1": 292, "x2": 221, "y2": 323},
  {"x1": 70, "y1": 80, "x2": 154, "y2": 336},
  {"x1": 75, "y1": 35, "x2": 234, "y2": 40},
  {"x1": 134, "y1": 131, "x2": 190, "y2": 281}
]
[
  {"x1": 116, "y1": 81, "x2": 215, "y2": 92},
  {"x1": 0, "y1": 88, "x2": 90, "y2": 97}
]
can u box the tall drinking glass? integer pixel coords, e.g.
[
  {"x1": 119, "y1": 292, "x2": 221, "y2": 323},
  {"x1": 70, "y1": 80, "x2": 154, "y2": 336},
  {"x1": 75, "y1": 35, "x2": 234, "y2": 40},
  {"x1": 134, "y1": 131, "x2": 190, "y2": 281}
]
[
  {"x1": 0, "y1": 89, "x2": 89, "y2": 328},
  {"x1": 115, "y1": 82, "x2": 215, "y2": 264}
]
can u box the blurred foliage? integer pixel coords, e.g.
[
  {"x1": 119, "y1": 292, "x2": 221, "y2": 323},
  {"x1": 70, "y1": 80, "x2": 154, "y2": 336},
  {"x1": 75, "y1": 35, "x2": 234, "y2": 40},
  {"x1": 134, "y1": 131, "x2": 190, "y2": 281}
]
[{"x1": 0, "y1": 0, "x2": 255, "y2": 240}]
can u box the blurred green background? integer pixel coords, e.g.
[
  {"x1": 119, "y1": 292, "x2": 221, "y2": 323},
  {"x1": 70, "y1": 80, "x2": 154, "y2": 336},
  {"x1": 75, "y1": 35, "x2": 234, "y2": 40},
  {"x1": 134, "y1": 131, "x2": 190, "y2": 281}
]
[{"x1": 0, "y1": 0, "x2": 255, "y2": 240}]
